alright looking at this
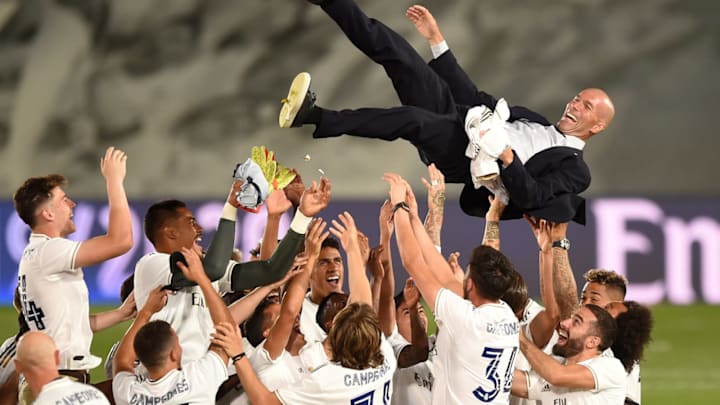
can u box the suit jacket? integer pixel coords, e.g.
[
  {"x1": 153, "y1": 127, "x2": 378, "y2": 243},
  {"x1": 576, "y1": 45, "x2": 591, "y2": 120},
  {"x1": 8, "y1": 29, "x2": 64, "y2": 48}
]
[{"x1": 429, "y1": 50, "x2": 590, "y2": 224}]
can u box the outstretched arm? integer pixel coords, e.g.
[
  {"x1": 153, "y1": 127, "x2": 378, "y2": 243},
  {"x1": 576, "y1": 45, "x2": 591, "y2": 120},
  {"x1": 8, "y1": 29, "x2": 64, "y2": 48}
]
[
  {"x1": 520, "y1": 331, "x2": 597, "y2": 389},
  {"x1": 384, "y1": 173, "x2": 445, "y2": 309},
  {"x1": 421, "y1": 164, "x2": 446, "y2": 249},
  {"x1": 90, "y1": 292, "x2": 136, "y2": 332},
  {"x1": 404, "y1": 178, "x2": 462, "y2": 296},
  {"x1": 526, "y1": 218, "x2": 561, "y2": 349},
  {"x1": 75, "y1": 147, "x2": 133, "y2": 268},
  {"x1": 113, "y1": 287, "x2": 169, "y2": 375},
  {"x1": 263, "y1": 219, "x2": 328, "y2": 360},
  {"x1": 377, "y1": 200, "x2": 397, "y2": 337},
  {"x1": 549, "y1": 223, "x2": 578, "y2": 320},
  {"x1": 481, "y1": 196, "x2": 505, "y2": 250},
  {"x1": 213, "y1": 322, "x2": 282, "y2": 405},
  {"x1": 397, "y1": 278, "x2": 430, "y2": 368},
  {"x1": 260, "y1": 189, "x2": 293, "y2": 260},
  {"x1": 330, "y1": 212, "x2": 372, "y2": 306}
]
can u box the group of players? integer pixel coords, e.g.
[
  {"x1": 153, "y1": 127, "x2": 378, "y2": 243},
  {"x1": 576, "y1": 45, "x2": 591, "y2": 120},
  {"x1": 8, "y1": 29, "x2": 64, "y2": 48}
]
[
  {"x1": 2, "y1": 0, "x2": 655, "y2": 404},
  {"x1": 3, "y1": 148, "x2": 652, "y2": 405}
]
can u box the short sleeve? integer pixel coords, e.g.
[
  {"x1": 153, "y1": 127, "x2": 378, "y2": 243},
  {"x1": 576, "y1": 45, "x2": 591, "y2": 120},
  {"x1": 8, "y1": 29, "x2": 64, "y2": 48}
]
[
  {"x1": 111, "y1": 371, "x2": 137, "y2": 405},
  {"x1": 40, "y1": 238, "x2": 81, "y2": 274},
  {"x1": 525, "y1": 369, "x2": 546, "y2": 401},
  {"x1": 581, "y1": 356, "x2": 626, "y2": 393},
  {"x1": 185, "y1": 351, "x2": 229, "y2": 391},
  {"x1": 133, "y1": 254, "x2": 172, "y2": 310},
  {"x1": 387, "y1": 331, "x2": 410, "y2": 358},
  {"x1": 433, "y1": 288, "x2": 474, "y2": 339}
]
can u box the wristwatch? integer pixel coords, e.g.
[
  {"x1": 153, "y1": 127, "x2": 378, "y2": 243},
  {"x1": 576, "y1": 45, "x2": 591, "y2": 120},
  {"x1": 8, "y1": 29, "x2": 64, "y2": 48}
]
[{"x1": 552, "y1": 238, "x2": 570, "y2": 250}]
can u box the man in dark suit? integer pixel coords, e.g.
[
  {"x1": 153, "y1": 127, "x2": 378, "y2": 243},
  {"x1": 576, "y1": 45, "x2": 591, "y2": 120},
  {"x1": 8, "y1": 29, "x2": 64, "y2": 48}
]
[{"x1": 280, "y1": 0, "x2": 615, "y2": 224}]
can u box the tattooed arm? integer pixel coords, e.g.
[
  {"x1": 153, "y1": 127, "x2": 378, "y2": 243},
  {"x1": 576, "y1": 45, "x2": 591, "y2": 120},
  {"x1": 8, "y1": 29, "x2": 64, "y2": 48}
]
[
  {"x1": 422, "y1": 164, "x2": 446, "y2": 248},
  {"x1": 482, "y1": 196, "x2": 505, "y2": 250},
  {"x1": 550, "y1": 223, "x2": 579, "y2": 320}
]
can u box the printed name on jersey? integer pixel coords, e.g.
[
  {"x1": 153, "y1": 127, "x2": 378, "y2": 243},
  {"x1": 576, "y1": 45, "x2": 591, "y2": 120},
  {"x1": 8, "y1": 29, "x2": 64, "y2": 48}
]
[
  {"x1": 55, "y1": 389, "x2": 104, "y2": 403},
  {"x1": 128, "y1": 379, "x2": 190, "y2": 404},
  {"x1": 344, "y1": 361, "x2": 392, "y2": 387},
  {"x1": 486, "y1": 320, "x2": 519, "y2": 336}
]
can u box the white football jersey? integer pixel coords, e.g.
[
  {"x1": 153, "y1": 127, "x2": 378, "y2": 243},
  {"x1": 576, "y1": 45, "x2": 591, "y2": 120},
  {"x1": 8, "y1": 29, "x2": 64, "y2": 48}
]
[
  {"x1": 0, "y1": 336, "x2": 17, "y2": 386},
  {"x1": 432, "y1": 288, "x2": 520, "y2": 404},
  {"x1": 134, "y1": 252, "x2": 222, "y2": 363},
  {"x1": 275, "y1": 339, "x2": 397, "y2": 405},
  {"x1": 35, "y1": 377, "x2": 109, "y2": 404},
  {"x1": 626, "y1": 362, "x2": 641, "y2": 404},
  {"x1": 525, "y1": 355, "x2": 626, "y2": 405},
  {"x1": 17, "y1": 234, "x2": 101, "y2": 370},
  {"x1": 511, "y1": 299, "x2": 557, "y2": 405},
  {"x1": 300, "y1": 293, "x2": 327, "y2": 344},
  {"x1": 112, "y1": 350, "x2": 228, "y2": 405},
  {"x1": 388, "y1": 332, "x2": 435, "y2": 405}
]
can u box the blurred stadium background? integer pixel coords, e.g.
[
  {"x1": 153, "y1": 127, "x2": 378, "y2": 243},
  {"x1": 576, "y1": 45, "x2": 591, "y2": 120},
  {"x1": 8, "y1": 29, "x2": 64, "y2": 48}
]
[{"x1": 0, "y1": 0, "x2": 718, "y2": 402}]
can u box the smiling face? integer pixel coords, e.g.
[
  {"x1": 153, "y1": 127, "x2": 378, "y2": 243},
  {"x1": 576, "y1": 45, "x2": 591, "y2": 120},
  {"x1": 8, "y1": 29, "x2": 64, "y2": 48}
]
[
  {"x1": 168, "y1": 207, "x2": 203, "y2": 253},
  {"x1": 395, "y1": 301, "x2": 428, "y2": 342},
  {"x1": 580, "y1": 282, "x2": 623, "y2": 308},
  {"x1": 552, "y1": 306, "x2": 599, "y2": 359},
  {"x1": 46, "y1": 186, "x2": 77, "y2": 237},
  {"x1": 556, "y1": 88, "x2": 614, "y2": 140},
  {"x1": 309, "y1": 246, "x2": 344, "y2": 303}
]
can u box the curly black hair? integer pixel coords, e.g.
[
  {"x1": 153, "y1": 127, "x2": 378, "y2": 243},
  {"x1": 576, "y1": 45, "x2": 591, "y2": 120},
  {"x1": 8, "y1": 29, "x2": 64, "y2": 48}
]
[{"x1": 611, "y1": 301, "x2": 653, "y2": 372}]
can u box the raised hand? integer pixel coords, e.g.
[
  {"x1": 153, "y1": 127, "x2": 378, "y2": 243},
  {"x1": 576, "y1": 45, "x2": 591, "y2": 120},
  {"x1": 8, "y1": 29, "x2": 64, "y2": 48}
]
[
  {"x1": 118, "y1": 291, "x2": 137, "y2": 320},
  {"x1": 486, "y1": 195, "x2": 506, "y2": 222},
  {"x1": 265, "y1": 189, "x2": 293, "y2": 217},
  {"x1": 284, "y1": 168, "x2": 305, "y2": 208},
  {"x1": 403, "y1": 278, "x2": 421, "y2": 308},
  {"x1": 382, "y1": 173, "x2": 407, "y2": 206},
  {"x1": 368, "y1": 245, "x2": 385, "y2": 281},
  {"x1": 447, "y1": 251, "x2": 464, "y2": 284},
  {"x1": 299, "y1": 177, "x2": 332, "y2": 217},
  {"x1": 525, "y1": 216, "x2": 555, "y2": 252},
  {"x1": 227, "y1": 179, "x2": 244, "y2": 208},
  {"x1": 358, "y1": 231, "x2": 371, "y2": 265},
  {"x1": 175, "y1": 247, "x2": 207, "y2": 284},
  {"x1": 378, "y1": 200, "x2": 395, "y2": 240},
  {"x1": 405, "y1": 5, "x2": 444, "y2": 46},
  {"x1": 304, "y1": 218, "x2": 329, "y2": 258},
  {"x1": 100, "y1": 146, "x2": 128, "y2": 183},
  {"x1": 140, "y1": 287, "x2": 169, "y2": 316},
  {"x1": 211, "y1": 322, "x2": 245, "y2": 358},
  {"x1": 402, "y1": 179, "x2": 420, "y2": 218},
  {"x1": 329, "y1": 211, "x2": 359, "y2": 251}
]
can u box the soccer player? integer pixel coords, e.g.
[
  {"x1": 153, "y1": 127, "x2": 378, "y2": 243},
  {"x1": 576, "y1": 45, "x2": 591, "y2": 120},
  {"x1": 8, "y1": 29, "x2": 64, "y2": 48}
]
[
  {"x1": 15, "y1": 331, "x2": 109, "y2": 404},
  {"x1": 384, "y1": 172, "x2": 519, "y2": 404},
  {"x1": 13, "y1": 147, "x2": 135, "y2": 403},
  {"x1": 580, "y1": 270, "x2": 652, "y2": 405},
  {"x1": 299, "y1": 236, "x2": 345, "y2": 343},
  {"x1": 133, "y1": 176, "x2": 331, "y2": 364},
  {"x1": 112, "y1": 248, "x2": 234, "y2": 404},
  {"x1": 214, "y1": 212, "x2": 397, "y2": 404},
  {"x1": 511, "y1": 304, "x2": 626, "y2": 404}
]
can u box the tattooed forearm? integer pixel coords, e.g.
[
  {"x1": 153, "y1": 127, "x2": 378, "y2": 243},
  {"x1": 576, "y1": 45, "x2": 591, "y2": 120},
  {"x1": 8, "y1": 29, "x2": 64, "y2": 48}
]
[
  {"x1": 431, "y1": 191, "x2": 446, "y2": 208},
  {"x1": 483, "y1": 220, "x2": 501, "y2": 250},
  {"x1": 552, "y1": 248, "x2": 579, "y2": 320}
]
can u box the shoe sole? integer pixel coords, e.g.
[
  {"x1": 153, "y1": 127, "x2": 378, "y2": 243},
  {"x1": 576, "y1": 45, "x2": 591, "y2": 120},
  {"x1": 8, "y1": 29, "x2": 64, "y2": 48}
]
[{"x1": 279, "y1": 72, "x2": 312, "y2": 128}]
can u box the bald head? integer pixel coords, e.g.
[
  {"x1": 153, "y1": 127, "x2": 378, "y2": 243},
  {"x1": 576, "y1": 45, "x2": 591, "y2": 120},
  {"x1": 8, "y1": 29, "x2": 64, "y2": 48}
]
[
  {"x1": 16, "y1": 331, "x2": 59, "y2": 370},
  {"x1": 557, "y1": 88, "x2": 616, "y2": 140},
  {"x1": 583, "y1": 88, "x2": 615, "y2": 129}
]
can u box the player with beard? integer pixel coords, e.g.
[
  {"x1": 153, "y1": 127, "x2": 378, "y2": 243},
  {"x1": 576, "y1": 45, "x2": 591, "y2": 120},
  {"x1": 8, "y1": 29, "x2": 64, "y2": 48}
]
[
  {"x1": 512, "y1": 304, "x2": 626, "y2": 404},
  {"x1": 383, "y1": 172, "x2": 518, "y2": 404}
]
